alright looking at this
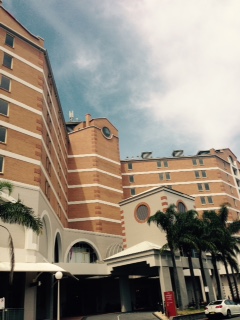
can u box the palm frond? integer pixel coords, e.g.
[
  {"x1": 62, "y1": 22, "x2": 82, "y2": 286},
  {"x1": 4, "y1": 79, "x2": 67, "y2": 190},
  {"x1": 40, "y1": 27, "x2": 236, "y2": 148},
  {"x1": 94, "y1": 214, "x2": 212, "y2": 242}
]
[
  {"x1": 0, "y1": 200, "x2": 43, "y2": 234},
  {"x1": 0, "y1": 225, "x2": 15, "y2": 283},
  {"x1": 0, "y1": 181, "x2": 13, "y2": 195}
]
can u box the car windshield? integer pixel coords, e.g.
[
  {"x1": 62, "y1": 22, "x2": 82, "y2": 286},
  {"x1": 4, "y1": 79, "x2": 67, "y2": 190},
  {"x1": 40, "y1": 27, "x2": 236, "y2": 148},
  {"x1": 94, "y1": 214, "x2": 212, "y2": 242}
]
[{"x1": 209, "y1": 300, "x2": 223, "y2": 305}]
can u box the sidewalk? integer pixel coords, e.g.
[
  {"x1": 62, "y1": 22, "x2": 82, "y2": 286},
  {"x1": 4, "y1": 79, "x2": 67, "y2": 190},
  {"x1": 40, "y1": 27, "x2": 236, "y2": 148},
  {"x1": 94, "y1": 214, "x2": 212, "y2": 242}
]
[
  {"x1": 61, "y1": 312, "x2": 168, "y2": 320},
  {"x1": 62, "y1": 313, "x2": 167, "y2": 320},
  {"x1": 154, "y1": 312, "x2": 169, "y2": 320}
]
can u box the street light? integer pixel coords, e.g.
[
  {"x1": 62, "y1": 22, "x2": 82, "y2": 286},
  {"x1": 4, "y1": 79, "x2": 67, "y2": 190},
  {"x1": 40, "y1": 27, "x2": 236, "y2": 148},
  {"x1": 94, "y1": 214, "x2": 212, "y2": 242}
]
[{"x1": 55, "y1": 271, "x2": 63, "y2": 320}]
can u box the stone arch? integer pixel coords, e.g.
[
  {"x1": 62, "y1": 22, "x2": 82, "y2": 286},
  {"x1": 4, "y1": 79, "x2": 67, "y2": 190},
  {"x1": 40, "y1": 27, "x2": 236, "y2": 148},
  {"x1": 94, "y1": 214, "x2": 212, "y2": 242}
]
[
  {"x1": 65, "y1": 239, "x2": 101, "y2": 263},
  {"x1": 38, "y1": 211, "x2": 52, "y2": 261},
  {"x1": 105, "y1": 242, "x2": 123, "y2": 258},
  {"x1": 54, "y1": 231, "x2": 62, "y2": 263}
]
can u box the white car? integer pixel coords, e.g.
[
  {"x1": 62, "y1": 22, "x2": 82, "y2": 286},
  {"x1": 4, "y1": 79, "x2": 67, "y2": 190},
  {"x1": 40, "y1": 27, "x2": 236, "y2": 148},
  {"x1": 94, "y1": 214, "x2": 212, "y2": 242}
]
[{"x1": 205, "y1": 299, "x2": 240, "y2": 318}]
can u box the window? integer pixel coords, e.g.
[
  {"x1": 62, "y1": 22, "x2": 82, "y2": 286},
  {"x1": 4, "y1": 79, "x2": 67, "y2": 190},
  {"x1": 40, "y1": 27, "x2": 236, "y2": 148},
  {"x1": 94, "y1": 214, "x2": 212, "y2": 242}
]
[
  {"x1": 198, "y1": 183, "x2": 203, "y2": 191},
  {"x1": 0, "y1": 127, "x2": 6, "y2": 143},
  {"x1": 166, "y1": 172, "x2": 171, "y2": 180},
  {"x1": 164, "y1": 160, "x2": 168, "y2": 168},
  {"x1": 130, "y1": 188, "x2": 136, "y2": 196},
  {"x1": 192, "y1": 159, "x2": 197, "y2": 166},
  {"x1": 129, "y1": 175, "x2": 134, "y2": 183},
  {"x1": 46, "y1": 133, "x2": 51, "y2": 153},
  {"x1": 5, "y1": 34, "x2": 14, "y2": 48},
  {"x1": 0, "y1": 99, "x2": 8, "y2": 116},
  {"x1": 178, "y1": 202, "x2": 186, "y2": 213},
  {"x1": 195, "y1": 171, "x2": 200, "y2": 179},
  {"x1": 198, "y1": 183, "x2": 209, "y2": 191},
  {"x1": 135, "y1": 204, "x2": 150, "y2": 223},
  {"x1": 3, "y1": 53, "x2": 13, "y2": 69},
  {"x1": 0, "y1": 156, "x2": 4, "y2": 172},
  {"x1": 201, "y1": 170, "x2": 207, "y2": 178},
  {"x1": 68, "y1": 242, "x2": 97, "y2": 263},
  {"x1": 0, "y1": 75, "x2": 10, "y2": 91},
  {"x1": 229, "y1": 155, "x2": 234, "y2": 164},
  {"x1": 159, "y1": 173, "x2": 171, "y2": 180},
  {"x1": 192, "y1": 158, "x2": 204, "y2": 166},
  {"x1": 233, "y1": 168, "x2": 237, "y2": 175},
  {"x1": 207, "y1": 196, "x2": 213, "y2": 204},
  {"x1": 204, "y1": 183, "x2": 210, "y2": 191},
  {"x1": 128, "y1": 163, "x2": 133, "y2": 170},
  {"x1": 46, "y1": 156, "x2": 51, "y2": 175},
  {"x1": 46, "y1": 112, "x2": 52, "y2": 130},
  {"x1": 45, "y1": 181, "x2": 50, "y2": 200},
  {"x1": 157, "y1": 161, "x2": 162, "y2": 168},
  {"x1": 201, "y1": 196, "x2": 213, "y2": 204},
  {"x1": 102, "y1": 126, "x2": 112, "y2": 139}
]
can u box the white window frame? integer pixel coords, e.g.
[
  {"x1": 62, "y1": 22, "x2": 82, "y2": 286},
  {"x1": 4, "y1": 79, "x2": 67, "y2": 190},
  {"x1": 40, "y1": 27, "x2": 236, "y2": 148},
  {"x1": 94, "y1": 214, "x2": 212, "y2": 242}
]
[
  {"x1": 0, "y1": 127, "x2": 7, "y2": 143},
  {"x1": 201, "y1": 170, "x2": 207, "y2": 178},
  {"x1": 0, "y1": 99, "x2": 9, "y2": 116},
  {"x1": 0, "y1": 156, "x2": 4, "y2": 173},
  {"x1": 192, "y1": 159, "x2": 197, "y2": 166},
  {"x1": 5, "y1": 34, "x2": 14, "y2": 48},
  {"x1": 195, "y1": 171, "x2": 200, "y2": 179},
  {"x1": 164, "y1": 160, "x2": 168, "y2": 168},
  {"x1": 204, "y1": 183, "x2": 210, "y2": 191},
  {"x1": 3, "y1": 53, "x2": 13, "y2": 69},
  {"x1": 130, "y1": 188, "x2": 136, "y2": 196},
  {"x1": 166, "y1": 172, "x2": 171, "y2": 180},
  {"x1": 129, "y1": 175, "x2": 134, "y2": 183},
  {"x1": 157, "y1": 161, "x2": 162, "y2": 168},
  {"x1": 128, "y1": 163, "x2": 133, "y2": 170},
  {"x1": 0, "y1": 75, "x2": 11, "y2": 91},
  {"x1": 207, "y1": 196, "x2": 213, "y2": 204}
]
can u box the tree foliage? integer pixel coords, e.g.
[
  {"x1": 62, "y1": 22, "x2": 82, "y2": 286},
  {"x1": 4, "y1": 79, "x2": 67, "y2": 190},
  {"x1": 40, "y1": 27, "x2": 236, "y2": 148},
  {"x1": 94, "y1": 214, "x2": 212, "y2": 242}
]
[{"x1": 0, "y1": 181, "x2": 43, "y2": 282}]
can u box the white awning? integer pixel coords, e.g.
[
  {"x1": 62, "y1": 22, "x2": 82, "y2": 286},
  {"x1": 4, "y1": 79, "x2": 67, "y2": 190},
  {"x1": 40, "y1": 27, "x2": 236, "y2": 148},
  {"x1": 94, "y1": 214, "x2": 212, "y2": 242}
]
[{"x1": 0, "y1": 262, "x2": 66, "y2": 273}]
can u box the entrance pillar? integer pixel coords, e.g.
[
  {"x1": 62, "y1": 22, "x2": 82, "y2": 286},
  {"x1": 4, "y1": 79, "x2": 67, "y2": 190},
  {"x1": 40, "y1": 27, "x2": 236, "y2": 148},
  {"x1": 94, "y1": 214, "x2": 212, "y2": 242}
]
[
  {"x1": 119, "y1": 276, "x2": 132, "y2": 312},
  {"x1": 24, "y1": 273, "x2": 37, "y2": 320}
]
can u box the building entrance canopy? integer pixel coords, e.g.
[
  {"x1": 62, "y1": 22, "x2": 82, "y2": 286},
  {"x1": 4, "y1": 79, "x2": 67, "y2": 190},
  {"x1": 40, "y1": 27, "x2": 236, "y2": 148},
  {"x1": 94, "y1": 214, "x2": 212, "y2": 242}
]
[{"x1": 0, "y1": 262, "x2": 66, "y2": 273}]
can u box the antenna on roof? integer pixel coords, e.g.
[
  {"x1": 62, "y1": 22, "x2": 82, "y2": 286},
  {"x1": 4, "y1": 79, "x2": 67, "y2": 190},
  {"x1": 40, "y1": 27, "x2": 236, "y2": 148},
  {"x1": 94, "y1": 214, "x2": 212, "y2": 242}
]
[{"x1": 69, "y1": 111, "x2": 74, "y2": 122}]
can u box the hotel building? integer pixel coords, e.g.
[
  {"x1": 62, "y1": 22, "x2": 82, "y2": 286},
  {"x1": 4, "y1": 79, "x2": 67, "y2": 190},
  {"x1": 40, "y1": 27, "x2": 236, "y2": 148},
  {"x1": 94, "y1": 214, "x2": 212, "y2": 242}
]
[{"x1": 0, "y1": 3, "x2": 239, "y2": 319}]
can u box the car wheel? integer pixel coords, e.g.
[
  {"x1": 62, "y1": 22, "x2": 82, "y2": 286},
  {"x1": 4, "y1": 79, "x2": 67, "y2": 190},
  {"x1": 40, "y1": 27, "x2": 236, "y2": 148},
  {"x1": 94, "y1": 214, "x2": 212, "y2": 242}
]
[{"x1": 226, "y1": 309, "x2": 231, "y2": 318}]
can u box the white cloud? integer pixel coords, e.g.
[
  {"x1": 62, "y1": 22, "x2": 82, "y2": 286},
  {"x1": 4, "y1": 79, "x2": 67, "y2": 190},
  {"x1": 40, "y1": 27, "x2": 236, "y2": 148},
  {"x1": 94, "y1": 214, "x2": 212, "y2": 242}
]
[
  {"x1": 6, "y1": 0, "x2": 240, "y2": 158},
  {"x1": 116, "y1": 0, "x2": 240, "y2": 155}
]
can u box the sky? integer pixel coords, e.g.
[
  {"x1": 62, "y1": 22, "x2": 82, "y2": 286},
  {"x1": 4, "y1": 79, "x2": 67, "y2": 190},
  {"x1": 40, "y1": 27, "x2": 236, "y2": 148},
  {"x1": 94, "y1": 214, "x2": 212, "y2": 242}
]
[{"x1": 4, "y1": 0, "x2": 240, "y2": 160}]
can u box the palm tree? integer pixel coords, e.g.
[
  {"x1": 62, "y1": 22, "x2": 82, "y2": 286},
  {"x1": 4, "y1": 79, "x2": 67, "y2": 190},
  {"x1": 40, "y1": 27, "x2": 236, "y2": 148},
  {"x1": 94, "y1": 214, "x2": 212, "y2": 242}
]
[
  {"x1": 202, "y1": 205, "x2": 240, "y2": 300},
  {"x1": 0, "y1": 181, "x2": 43, "y2": 282},
  {"x1": 175, "y1": 210, "x2": 200, "y2": 308},
  {"x1": 148, "y1": 204, "x2": 183, "y2": 309}
]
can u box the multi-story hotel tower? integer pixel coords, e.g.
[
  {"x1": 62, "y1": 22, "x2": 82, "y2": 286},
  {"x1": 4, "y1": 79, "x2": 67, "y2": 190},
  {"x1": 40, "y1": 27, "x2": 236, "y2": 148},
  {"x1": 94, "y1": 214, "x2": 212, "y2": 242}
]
[{"x1": 0, "y1": 3, "x2": 240, "y2": 320}]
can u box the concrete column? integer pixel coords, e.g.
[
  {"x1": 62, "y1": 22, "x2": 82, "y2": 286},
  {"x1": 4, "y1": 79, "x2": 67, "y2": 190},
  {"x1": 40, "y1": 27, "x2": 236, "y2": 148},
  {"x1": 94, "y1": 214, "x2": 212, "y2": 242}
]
[
  {"x1": 119, "y1": 276, "x2": 132, "y2": 312},
  {"x1": 176, "y1": 266, "x2": 188, "y2": 309},
  {"x1": 24, "y1": 273, "x2": 37, "y2": 320},
  {"x1": 203, "y1": 267, "x2": 215, "y2": 302},
  {"x1": 159, "y1": 266, "x2": 172, "y2": 296}
]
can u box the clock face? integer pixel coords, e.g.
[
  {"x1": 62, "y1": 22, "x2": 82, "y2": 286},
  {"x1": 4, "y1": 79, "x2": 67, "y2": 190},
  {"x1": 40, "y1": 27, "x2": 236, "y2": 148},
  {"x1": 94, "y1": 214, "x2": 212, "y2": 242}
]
[{"x1": 102, "y1": 126, "x2": 112, "y2": 139}]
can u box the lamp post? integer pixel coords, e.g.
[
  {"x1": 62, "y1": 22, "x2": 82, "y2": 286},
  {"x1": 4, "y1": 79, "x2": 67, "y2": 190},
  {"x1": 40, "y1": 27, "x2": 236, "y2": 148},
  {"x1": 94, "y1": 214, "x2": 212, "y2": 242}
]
[{"x1": 55, "y1": 271, "x2": 63, "y2": 320}]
